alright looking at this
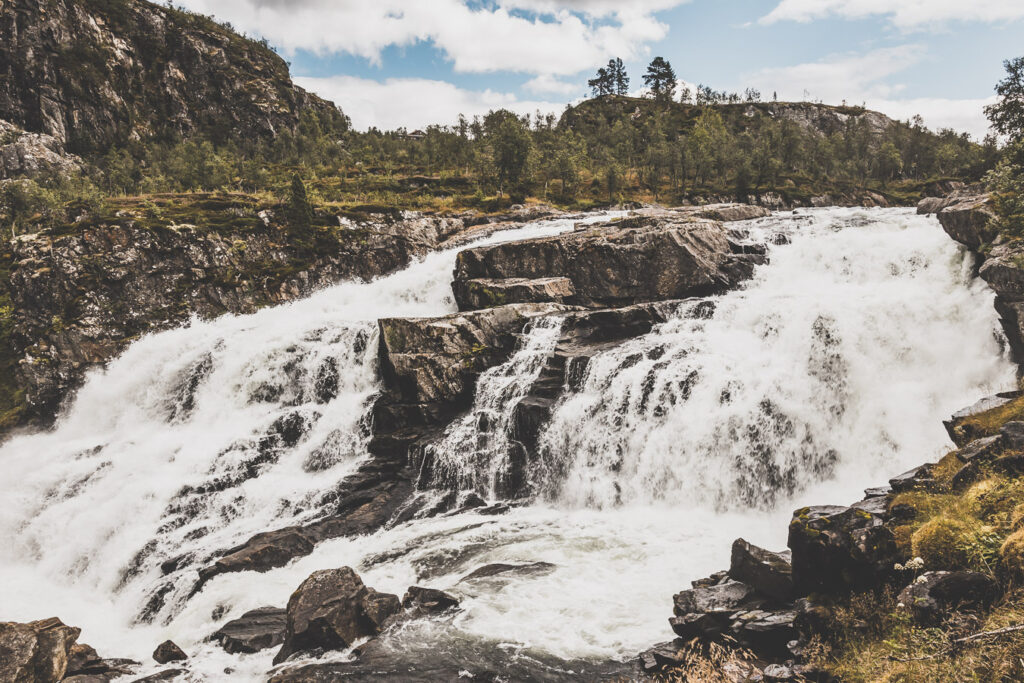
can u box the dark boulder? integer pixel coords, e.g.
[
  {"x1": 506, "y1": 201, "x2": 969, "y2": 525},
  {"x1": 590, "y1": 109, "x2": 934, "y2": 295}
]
[
  {"x1": 212, "y1": 606, "x2": 287, "y2": 654},
  {"x1": 273, "y1": 567, "x2": 401, "y2": 664},
  {"x1": 453, "y1": 277, "x2": 575, "y2": 311},
  {"x1": 152, "y1": 640, "x2": 187, "y2": 664},
  {"x1": 897, "y1": 571, "x2": 999, "y2": 624},
  {"x1": 200, "y1": 527, "x2": 315, "y2": 582},
  {"x1": 0, "y1": 618, "x2": 81, "y2": 683},
  {"x1": 402, "y1": 587, "x2": 461, "y2": 616},
  {"x1": 728, "y1": 538, "x2": 794, "y2": 601},
  {"x1": 788, "y1": 505, "x2": 899, "y2": 595}
]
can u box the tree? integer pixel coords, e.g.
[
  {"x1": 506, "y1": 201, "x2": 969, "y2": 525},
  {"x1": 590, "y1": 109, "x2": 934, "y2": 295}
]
[
  {"x1": 484, "y1": 110, "x2": 533, "y2": 197},
  {"x1": 985, "y1": 57, "x2": 1024, "y2": 142},
  {"x1": 285, "y1": 173, "x2": 314, "y2": 236},
  {"x1": 609, "y1": 58, "x2": 629, "y2": 95},
  {"x1": 588, "y1": 66, "x2": 614, "y2": 97},
  {"x1": 643, "y1": 57, "x2": 677, "y2": 102}
]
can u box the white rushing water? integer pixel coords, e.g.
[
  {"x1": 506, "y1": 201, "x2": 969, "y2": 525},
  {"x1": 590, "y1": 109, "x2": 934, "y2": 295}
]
[{"x1": 0, "y1": 207, "x2": 1015, "y2": 680}]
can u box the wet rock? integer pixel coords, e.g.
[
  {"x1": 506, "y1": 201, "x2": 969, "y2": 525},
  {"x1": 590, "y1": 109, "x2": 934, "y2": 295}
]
[
  {"x1": 204, "y1": 528, "x2": 315, "y2": 579},
  {"x1": 980, "y1": 245, "x2": 1024, "y2": 302},
  {"x1": 728, "y1": 538, "x2": 794, "y2": 601},
  {"x1": 63, "y1": 643, "x2": 138, "y2": 681},
  {"x1": 863, "y1": 485, "x2": 892, "y2": 498},
  {"x1": 888, "y1": 464, "x2": 935, "y2": 493},
  {"x1": 212, "y1": 606, "x2": 287, "y2": 654},
  {"x1": 730, "y1": 609, "x2": 798, "y2": 658},
  {"x1": 897, "y1": 571, "x2": 999, "y2": 624},
  {"x1": 402, "y1": 586, "x2": 461, "y2": 616},
  {"x1": 133, "y1": 670, "x2": 185, "y2": 682},
  {"x1": 453, "y1": 214, "x2": 758, "y2": 308},
  {"x1": 453, "y1": 277, "x2": 575, "y2": 311},
  {"x1": 460, "y1": 562, "x2": 556, "y2": 582},
  {"x1": 937, "y1": 195, "x2": 996, "y2": 249},
  {"x1": 273, "y1": 567, "x2": 401, "y2": 664},
  {"x1": 788, "y1": 505, "x2": 899, "y2": 595},
  {"x1": 670, "y1": 581, "x2": 759, "y2": 639},
  {"x1": 0, "y1": 618, "x2": 81, "y2": 683},
  {"x1": 944, "y1": 392, "x2": 1022, "y2": 447},
  {"x1": 957, "y1": 435, "x2": 1003, "y2": 463},
  {"x1": 851, "y1": 495, "x2": 889, "y2": 516},
  {"x1": 152, "y1": 640, "x2": 187, "y2": 664}
]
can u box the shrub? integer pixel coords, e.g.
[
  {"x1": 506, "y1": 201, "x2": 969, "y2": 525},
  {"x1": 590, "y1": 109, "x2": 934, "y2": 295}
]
[
  {"x1": 912, "y1": 517, "x2": 976, "y2": 570},
  {"x1": 1000, "y1": 528, "x2": 1024, "y2": 582}
]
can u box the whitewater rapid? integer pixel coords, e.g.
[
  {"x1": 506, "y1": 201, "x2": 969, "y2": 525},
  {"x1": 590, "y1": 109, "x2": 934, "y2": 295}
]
[{"x1": 0, "y1": 207, "x2": 1014, "y2": 680}]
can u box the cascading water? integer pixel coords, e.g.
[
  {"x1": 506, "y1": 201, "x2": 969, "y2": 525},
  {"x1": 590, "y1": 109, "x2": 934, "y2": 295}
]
[{"x1": 0, "y1": 207, "x2": 1015, "y2": 680}]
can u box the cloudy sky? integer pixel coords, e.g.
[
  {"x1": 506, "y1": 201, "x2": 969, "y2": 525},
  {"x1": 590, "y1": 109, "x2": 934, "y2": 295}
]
[{"x1": 175, "y1": 0, "x2": 1024, "y2": 138}]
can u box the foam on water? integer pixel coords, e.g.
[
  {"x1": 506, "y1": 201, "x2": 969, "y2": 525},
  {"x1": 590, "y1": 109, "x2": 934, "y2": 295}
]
[{"x1": 0, "y1": 207, "x2": 1014, "y2": 679}]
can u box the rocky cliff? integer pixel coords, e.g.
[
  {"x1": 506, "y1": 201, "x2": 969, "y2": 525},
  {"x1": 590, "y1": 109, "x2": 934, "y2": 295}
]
[{"x1": 0, "y1": 0, "x2": 345, "y2": 154}]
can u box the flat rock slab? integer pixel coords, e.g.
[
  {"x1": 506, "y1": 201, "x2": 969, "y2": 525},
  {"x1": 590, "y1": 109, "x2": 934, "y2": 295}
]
[{"x1": 212, "y1": 607, "x2": 287, "y2": 654}]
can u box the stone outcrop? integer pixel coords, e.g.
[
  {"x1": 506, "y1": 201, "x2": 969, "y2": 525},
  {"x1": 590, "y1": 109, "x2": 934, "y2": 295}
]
[
  {"x1": 452, "y1": 213, "x2": 764, "y2": 310},
  {"x1": 0, "y1": 617, "x2": 81, "y2": 683},
  {"x1": 0, "y1": 119, "x2": 81, "y2": 180},
  {"x1": 273, "y1": 567, "x2": 401, "y2": 664},
  {"x1": 728, "y1": 539, "x2": 794, "y2": 602},
  {"x1": 0, "y1": 0, "x2": 344, "y2": 154},
  {"x1": 452, "y1": 277, "x2": 575, "y2": 310}
]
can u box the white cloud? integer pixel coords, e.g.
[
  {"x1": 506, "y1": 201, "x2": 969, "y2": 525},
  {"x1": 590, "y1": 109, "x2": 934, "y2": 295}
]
[
  {"x1": 175, "y1": 0, "x2": 686, "y2": 75},
  {"x1": 524, "y1": 74, "x2": 584, "y2": 96},
  {"x1": 761, "y1": 0, "x2": 1024, "y2": 29},
  {"x1": 744, "y1": 46, "x2": 995, "y2": 138},
  {"x1": 295, "y1": 76, "x2": 565, "y2": 130}
]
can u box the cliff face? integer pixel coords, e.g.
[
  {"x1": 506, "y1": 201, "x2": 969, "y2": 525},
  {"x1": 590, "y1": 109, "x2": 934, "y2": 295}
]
[{"x1": 0, "y1": 0, "x2": 345, "y2": 153}]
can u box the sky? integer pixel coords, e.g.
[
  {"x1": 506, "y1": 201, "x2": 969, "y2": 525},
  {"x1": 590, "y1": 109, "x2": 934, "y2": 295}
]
[{"x1": 173, "y1": 0, "x2": 1024, "y2": 139}]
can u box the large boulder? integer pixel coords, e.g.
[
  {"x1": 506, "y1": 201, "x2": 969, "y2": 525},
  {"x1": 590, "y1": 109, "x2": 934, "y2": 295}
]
[
  {"x1": 452, "y1": 214, "x2": 761, "y2": 309},
  {"x1": 937, "y1": 195, "x2": 996, "y2": 249},
  {"x1": 273, "y1": 568, "x2": 401, "y2": 664},
  {"x1": 897, "y1": 571, "x2": 998, "y2": 624},
  {"x1": 944, "y1": 392, "x2": 1023, "y2": 447},
  {"x1": 728, "y1": 538, "x2": 794, "y2": 601},
  {"x1": 787, "y1": 505, "x2": 900, "y2": 595},
  {"x1": 979, "y1": 244, "x2": 1024, "y2": 300},
  {"x1": 212, "y1": 607, "x2": 287, "y2": 654},
  {"x1": 152, "y1": 641, "x2": 186, "y2": 664},
  {"x1": 0, "y1": 618, "x2": 81, "y2": 683}
]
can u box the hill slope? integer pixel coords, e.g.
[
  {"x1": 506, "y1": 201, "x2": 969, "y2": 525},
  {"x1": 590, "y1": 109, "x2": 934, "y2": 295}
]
[{"x1": 0, "y1": 0, "x2": 346, "y2": 154}]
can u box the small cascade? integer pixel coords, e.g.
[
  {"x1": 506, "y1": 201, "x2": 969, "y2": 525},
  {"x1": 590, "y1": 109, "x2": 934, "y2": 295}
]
[{"x1": 424, "y1": 315, "x2": 565, "y2": 499}]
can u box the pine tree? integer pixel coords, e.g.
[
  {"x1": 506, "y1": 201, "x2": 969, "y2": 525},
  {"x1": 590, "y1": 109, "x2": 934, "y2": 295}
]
[
  {"x1": 588, "y1": 66, "x2": 614, "y2": 97},
  {"x1": 609, "y1": 58, "x2": 629, "y2": 95},
  {"x1": 643, "y1": 57, "x2": 677, "y2": 102},
  {"x1": 286, "y1": 173, "x2": 314, "y2": 236}
]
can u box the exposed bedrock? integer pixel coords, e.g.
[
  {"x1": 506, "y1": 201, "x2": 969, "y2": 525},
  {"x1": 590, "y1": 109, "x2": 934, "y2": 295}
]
[
  {"x1": 451, "y1": 211, "x2": 765, "y2": 310},
  {"x1": 0, "y1": 617, "x2": 136, "y2": 683}
]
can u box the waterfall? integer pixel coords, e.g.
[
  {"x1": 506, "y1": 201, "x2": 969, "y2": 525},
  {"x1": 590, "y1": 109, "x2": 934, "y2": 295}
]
[
  {"x1": 425, "y1": 315, "x2": 564, "y2": 499},
  {"x1": 0, "y1": 208, "x2": 1013, "y2": 675}
]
